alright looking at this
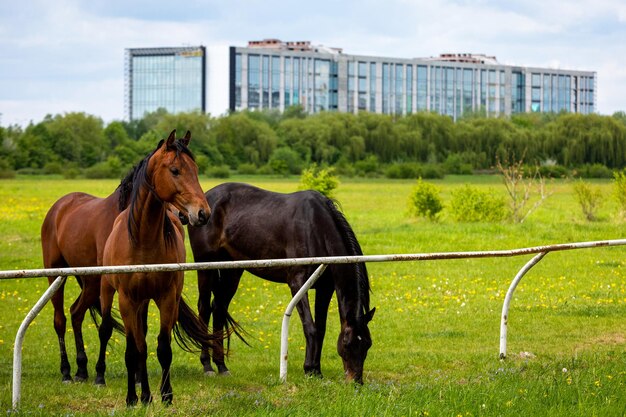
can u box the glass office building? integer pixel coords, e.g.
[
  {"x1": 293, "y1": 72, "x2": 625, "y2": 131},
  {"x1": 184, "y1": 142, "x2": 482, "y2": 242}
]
[
  {"x1": 229, "y1": 40, "x2": 596, "y2": 119},
  {"x1": 125, "y1": 46, "x2": 206, "y2": 120}
]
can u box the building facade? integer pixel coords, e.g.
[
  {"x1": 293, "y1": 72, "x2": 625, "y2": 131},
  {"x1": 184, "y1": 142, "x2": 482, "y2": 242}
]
[
  {"x1": 125, "y1": 46, "x2": 206, "y2": 120},
  {"x1": 230, "y1": 40, "x2": 597, "y2": 120}
]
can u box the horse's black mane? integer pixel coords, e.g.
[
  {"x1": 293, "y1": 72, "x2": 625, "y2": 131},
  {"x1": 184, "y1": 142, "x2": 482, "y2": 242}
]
[
  {"x1": 320, "y1": 194, "x2": 371, "y2": 320},
  {"x1": 124, "y1": 139, "x2": 195, "y2": 245}
]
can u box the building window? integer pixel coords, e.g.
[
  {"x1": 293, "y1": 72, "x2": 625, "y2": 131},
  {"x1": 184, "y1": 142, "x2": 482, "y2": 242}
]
[
  {"x1": 417, "y1": 65, "x2": 427, "y2": 111},
  {"x1": 248, "y1": 54, "x2": 260, "y2": 109},
  {"x1": 293, "y1": 58, "x2": 300, "y2": 105},
  {"x1": 235, "y1": 53, "x2": 242, "y2": 110},
  {"x1": 395, "y1": 64, "x2": 404, "y2": 115},
  {"x1": 358, "y1": 61, "x2": 367, "y2": 111},
  {"x1": 314, "y1": 59, "x2": 330, "y2": 112},
  {"x1": 370, "y1": 62, "x2": 377, "y2": 112},
  {"x1": 382, "y1": 63, "x2": 390, "y2": 113},
  {"x1": 262, "y1": 55, "x2": 270, "y2": 108},
  {"x1": 271, "y1": 56, "x2": 280, "y2": 109},
  {"x1": 284, "y1": 57, "x2": 291, "y2": 107}
]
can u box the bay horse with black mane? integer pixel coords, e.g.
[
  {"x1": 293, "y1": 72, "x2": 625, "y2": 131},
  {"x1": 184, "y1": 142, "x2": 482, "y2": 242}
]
[
  {"x1": 188, "y1": 182, "x2": 375, "y2": 384},
  {"x1": 41, "y1": 166, "x2": 136, "y2": 382},
  {"x1": 94, "y1": 130, "x2": 219, "y2": 406}
]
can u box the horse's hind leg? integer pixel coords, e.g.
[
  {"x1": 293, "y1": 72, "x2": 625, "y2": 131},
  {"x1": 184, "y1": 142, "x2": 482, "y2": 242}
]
[
  {"x1": 48, "y1": 276, "x2": 72, "y2": 382},
  {"x1": 211, "y1": 269, "x2": 242, "y2": 375},
  {"x1": 70, "y1": 276, "x2": 99, "y2": 382},
  {"x1": 95, "y1": 279, "x2": 115, "y2": 386},
  {"x1": 121, "y1": 297, "x2": 151, "y2": 406}
]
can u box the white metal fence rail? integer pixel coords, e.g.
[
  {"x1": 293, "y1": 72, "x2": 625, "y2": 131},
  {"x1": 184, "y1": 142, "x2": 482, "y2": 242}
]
[{"x1": 4, "y1": 238, "x2": 626, "y2": 410}]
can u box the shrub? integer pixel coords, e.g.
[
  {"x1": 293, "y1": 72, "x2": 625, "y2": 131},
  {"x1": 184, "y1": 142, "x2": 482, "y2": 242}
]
[
  {"x1": 237, "y1": 163, "x2": 257, "y2": 175},
  {"x1": 269, "y1": 147, "x2": 302, "y2": 176},
  {"x1": 573, "y1": 180, "x2": 602, "y2": 221},
  {"x1": 385, "y1": 163, "x2": 419, "y2": 179},
  {"x1": 449, "y1": 185, "x2": 506, "y2": 222},
  {"x1": 299, "y1": 164, "x2": 339, "y2": 198},
  {"x1": 354, "y1": 155, "x2": 380, "y2": 177},
  {"x1": 207, "y1": 165, "x2": 230, "y2": 178},
  {"x1": 575, "y1": 164, "x2": 613, "y2": 179},
  {"x1": 408, "y1": 178, "x2": 443, "y2": 221}
]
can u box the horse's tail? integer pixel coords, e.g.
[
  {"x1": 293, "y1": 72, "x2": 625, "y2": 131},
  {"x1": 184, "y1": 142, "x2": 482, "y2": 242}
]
[
  {"x1": 322, "y1": 195, "x2": 371, "y2": 313},
  {"x1": 174, "y1": 298, "x2": 243, "y2": 353}
]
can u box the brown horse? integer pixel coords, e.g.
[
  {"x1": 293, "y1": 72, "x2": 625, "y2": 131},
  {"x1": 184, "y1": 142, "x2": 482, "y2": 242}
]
[
  {"x1": 188, "y1": 182, "x2": 375, "y2": 384},
  {"x1": 94, "y1": 130, "x2": 215, "y2": 406},
  {"x1": 40, "y1": 171, "x2": 135, "y2": 382}
]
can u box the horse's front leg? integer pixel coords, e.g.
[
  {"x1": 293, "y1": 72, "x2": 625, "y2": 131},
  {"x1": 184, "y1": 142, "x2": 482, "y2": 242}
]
[
  {"x1": 122, "y1": 297, "x2": 151, "y2": 406},
  {"x1": 211, "y1": 269, "x2": 242, "y2": 375},
  {"x1": 289, "y1": 276, "x2": 321, "y2": 377}
]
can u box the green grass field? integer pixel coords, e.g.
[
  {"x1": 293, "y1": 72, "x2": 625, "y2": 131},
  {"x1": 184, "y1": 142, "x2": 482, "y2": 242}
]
[{"x1": 1, "y1": 175, "x2": 626, "y2": 416}]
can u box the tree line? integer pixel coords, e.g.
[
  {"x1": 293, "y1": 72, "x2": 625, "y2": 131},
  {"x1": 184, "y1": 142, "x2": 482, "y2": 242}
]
[{"x1": 1, "y1": 107, "x2": 626, "y2": 179}]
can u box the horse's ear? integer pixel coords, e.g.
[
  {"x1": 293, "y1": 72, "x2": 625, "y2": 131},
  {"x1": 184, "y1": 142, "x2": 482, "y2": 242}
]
[
  {"x1": 166, "y1": 129, "x2": 177, "y2": 148},
  {"x1": 157, "y1": 139, "x2": 165, "y2": 149},
  {"x1": 180, "y1": 130, "x2": 191, "y2": 146},
  {"x1": 365, "y1": 308, "x2": 376, "y2": 323}
]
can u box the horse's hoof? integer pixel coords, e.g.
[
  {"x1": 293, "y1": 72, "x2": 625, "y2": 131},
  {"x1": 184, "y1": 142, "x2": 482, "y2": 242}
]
[
  {"x1": 74, "y1": 375, "x2": 88, "y2": 383},
  {"x1": 94, "y1": 376, "x2": 106, "y2": 386},
  {"x1": 219, "y1": 370, "x2": 231, "y2": 377},
  {"x1": 62, "y1": 379, "x2": 73, "y2": 385},
  {"x1": 204, "y1": 370, "x2": 216, "y2": 377}
]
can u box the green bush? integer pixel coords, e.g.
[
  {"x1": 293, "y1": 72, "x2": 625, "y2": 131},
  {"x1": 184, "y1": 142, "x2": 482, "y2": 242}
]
[
  {"x1": 385, "y1": 163, "x2": 419, "y2": 179},
  {"x1": 408, "y1": 178, "x2": 443, "y2": 221},
  {"x1": 575, "y1": 164, "x2": 614, "y2": 179},
  {"x1": 237, "y1": 163, "x2": 258, "y2": 175},
  {"x1": 573, "y1": 180, "x2": 602, "y2": 221},
  {"x1": 354, "y1": 155, "x2": 380, "y2": 177},
  {"x1": 207, "y1": 165, "x2": 230, "y2": 179},
  {"x1": 449, "y1": 185, "x2": 506, "y2": 222},
  {"x1": 269, "y1": 147, "x2": 302, "y2": 176},
  {"x1": 299, "y1": 164, "x2": 339, "y2": 198}
]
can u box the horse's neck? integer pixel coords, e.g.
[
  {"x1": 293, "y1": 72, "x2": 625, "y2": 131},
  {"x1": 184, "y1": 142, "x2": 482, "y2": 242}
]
[
  {"x1": 130, "y1": 185, "x2": 168, "y2": 245},
  {"x1": 335, "y1": 272, "x2": 364, "y2": 322}
]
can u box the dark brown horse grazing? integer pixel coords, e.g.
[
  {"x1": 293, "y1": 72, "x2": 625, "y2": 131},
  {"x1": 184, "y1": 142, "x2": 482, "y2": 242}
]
[
  {"x1": 95, "y1": 130, "x2": 216, "y2": 406},
  {"x1": 41, "y1": 172, "x2": 135, "y2": 382},
  {"x1": 188, "y1": 182, "x2": 375, "y2": 384}
]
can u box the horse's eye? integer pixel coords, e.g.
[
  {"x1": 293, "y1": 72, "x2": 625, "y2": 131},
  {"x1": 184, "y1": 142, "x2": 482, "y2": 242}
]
[{"x1": 171, "y1": 167, "x2": 180, "y2": 176}]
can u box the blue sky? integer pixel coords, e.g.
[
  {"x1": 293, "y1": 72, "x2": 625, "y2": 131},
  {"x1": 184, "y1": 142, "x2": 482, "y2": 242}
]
[{"x1": 1, "y1": 0, "x2": 625, "y2": 126}]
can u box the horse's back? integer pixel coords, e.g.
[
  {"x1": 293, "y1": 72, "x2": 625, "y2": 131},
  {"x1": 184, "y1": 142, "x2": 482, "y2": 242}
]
[
  {"x1": 190, "y1": 182, "x2": 352, "y2": 276},
  {"x1": 42, "y1": 191, "x2": 120, "y2": 268}
]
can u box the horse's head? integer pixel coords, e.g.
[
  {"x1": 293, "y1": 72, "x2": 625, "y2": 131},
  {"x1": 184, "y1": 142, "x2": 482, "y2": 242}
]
[
  {"x1": 149, "y1": 130, "x2": 210, "y2": 227},
  {"x1": 337, "y1": 307, "x2": 375, "y2": 384}
]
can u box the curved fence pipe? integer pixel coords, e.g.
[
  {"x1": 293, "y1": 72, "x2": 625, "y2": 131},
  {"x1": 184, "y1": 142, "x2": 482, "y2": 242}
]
[
  {"x1": 499, "y1": 252, "x2": 547, "y2": 360},
  {"x1": 12, "y1": 275, "x2": 66, "y2": 410},
  {"x1": 5, "y1": 238, "x2": 626, "y2": 409}
]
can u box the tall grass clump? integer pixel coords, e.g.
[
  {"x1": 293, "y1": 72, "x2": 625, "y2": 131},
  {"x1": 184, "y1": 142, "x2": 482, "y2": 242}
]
[
  {"x1": 449, "y1": 184, "x2": 506, "y2": 222},
  {"x1": 408, "y1": 178, "x2": 443, "y2": 221},
  {"x1": 613, "y1": 170, "x2": 626, "y2": 219},
  {"x1": 573, "y1": 180, "x2": 603, "y2": 221}
]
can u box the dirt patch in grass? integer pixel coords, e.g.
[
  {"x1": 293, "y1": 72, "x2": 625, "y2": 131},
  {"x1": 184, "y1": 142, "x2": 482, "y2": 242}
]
[{"x1": 574, "y1": 332, "x2": 626, "y2": 353}]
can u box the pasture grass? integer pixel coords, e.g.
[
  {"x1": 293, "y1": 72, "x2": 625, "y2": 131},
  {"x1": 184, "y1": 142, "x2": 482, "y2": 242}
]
[{"x1": 1, "y1": 175, "x2": 626, "y2": 416}]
